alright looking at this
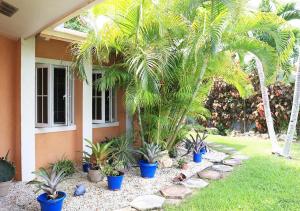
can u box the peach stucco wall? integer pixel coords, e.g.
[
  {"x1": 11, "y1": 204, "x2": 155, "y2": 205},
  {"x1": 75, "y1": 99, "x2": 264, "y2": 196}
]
[
  {"x1": 0, "y1": 35, "x2": 21, "y2": 178},
  {"x1": 35, "y1": 37, "x2": 126, "y2": 168}
]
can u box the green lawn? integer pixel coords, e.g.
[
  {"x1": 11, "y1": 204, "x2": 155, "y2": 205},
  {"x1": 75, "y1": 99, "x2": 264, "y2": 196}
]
[{"x1": 166, "y1": 135, "x2": 300, "y2": 211}]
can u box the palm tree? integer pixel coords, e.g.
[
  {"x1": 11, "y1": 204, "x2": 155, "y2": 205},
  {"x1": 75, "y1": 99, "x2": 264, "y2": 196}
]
[{"x1": 73, "y1": 0, "x2": 289, "y2": 153}]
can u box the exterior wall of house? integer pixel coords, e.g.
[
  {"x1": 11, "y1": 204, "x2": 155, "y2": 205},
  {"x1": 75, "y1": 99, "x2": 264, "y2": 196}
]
[
  {"x1": 34, "y1": 37, "x2": 126, "y2": 169},
  {"x1": 0, "y1": 35, "x2": 21, "y2": 179}
]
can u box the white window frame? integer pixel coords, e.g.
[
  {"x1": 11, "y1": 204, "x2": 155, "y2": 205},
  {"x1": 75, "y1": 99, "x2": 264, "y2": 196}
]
[
  {"x1": 92, "y1": 70, "x2": 117, "y2": 124},
  {"x1": 35, "y1": 62, "x2": 74, "y2": 128}
]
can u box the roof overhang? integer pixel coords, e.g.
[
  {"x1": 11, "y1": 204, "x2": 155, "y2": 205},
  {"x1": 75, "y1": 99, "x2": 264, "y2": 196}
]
[{"x1": 0, "y1": 0, "x2": 101, "y2": 40}]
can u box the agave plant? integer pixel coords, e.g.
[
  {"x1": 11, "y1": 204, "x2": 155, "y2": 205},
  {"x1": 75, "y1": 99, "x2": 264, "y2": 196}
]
[
  {"x1": 185, "y1": 130, "x2": 208, "y2": 154},
  {"x1": 27, "y1": 168, "x2": 67, "y2": 200},
  {"x1": 83, "y1": 139, "x2": 112, "y2": 169},
  {"x1": 137, "y1": 143, "x2": 164, "y2": 164},
  {"x1": 0, "y1": 151, "x2": 15, "y2": 182}
]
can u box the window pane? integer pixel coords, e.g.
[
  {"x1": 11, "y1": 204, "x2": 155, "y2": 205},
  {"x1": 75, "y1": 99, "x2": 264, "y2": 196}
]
[
  {"x1": 105, "y1": 90, "x2": 110, "y2": 122},
  {"x1": 43, "y1": 68, "x2": 48, "y2": 95},
  {"x1": 92, "y1": 97, "x2": 96, "y2": 120},
  {"x1": 37, "y1": 68, "x2": 43, "y2": 95},
  {"x1": 96, "y1": 97, "x2": 102, "y2": 120},
  {"x1": 37, "y1": 97, "x2": 42, "y2": 123},
  {"x1": 53, "y1": 68, "x2": 66, "y2": 124},
  {"x1": 112, "y1": 89, "x2": 116, "y2": 121},
  {"x1": 43, "y1": 96, "x2": 48, "y2": 123}
]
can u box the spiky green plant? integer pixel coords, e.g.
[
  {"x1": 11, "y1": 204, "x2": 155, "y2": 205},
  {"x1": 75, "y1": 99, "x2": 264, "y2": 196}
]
[
  {"x1": 27, "y1": 168, "x2": 67, "y2": 200},
  {"x1": 102, "y1": 160, "x2": 124, "y2": 176},
  {"x1": 83, "y1": 139, "x2": 112, "y2": 169},
  {"x1": 50, "y1": 157, "x2": 76, "y2": 177},
  {"x1": 0, "y1": 151, "x2": 15, "y2": 182},
  {"x1": 184, "y1": 130, "x2": 208, "y2": 154},
  {"x1": 137, "y1": 143, "x2": 164, "y2": 164}
]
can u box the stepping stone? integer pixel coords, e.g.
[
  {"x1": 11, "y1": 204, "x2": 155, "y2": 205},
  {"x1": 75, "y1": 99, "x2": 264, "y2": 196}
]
[
  {"x1": 160, "y1": 185, "x2": 192, "y2": 199},
  {"x1": 223, "y1": 159, "x2": 242, "y2": 166},
  {"x1": 130, "y1": 195, "x2": 165, "y2": 211},
  {"x1": 164, "y1": 199, "x2": 182, "y2": 205},
  {"x1": 203, "y1": 151, "x2": 229, "y2": 163},
  {"x1": 212, "y1": 164, "x2": 233, "y2": 172},
  {"x1": 231, "y1": 154, "x2": 249, "y2": 160},
  {"x1": 181, "y1": 178, "x2": 209, "y2": 189},
  {"x1": 114, "y1": 207, "x2": 136, "y2": 211},
  {"x1": 223, "y1": 147, "x2": 235, "y2": 151},
  {"x1": 198, "y1": 169, "x2": 222, "y2": 180}
]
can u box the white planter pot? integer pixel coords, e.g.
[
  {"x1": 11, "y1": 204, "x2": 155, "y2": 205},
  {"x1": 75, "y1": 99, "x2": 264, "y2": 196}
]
[
  {"x1": 88, "y1": 169, "x2": 103, "y2": 183},
  {"x1": 0, "y1": 180, "x2": 12, "y2": 197}
]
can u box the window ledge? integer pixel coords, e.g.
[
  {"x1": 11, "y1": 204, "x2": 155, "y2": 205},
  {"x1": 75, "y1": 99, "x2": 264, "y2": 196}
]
[
  {"x1": 93, "y1": 122, "x2": 119, "y2": 128},
  {"x1": 35, "y1": 125, "x2": 77, "y2": 134}
]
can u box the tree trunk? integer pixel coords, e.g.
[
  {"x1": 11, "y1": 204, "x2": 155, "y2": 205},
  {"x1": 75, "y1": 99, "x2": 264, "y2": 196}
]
[
  {"x1": 167, "y1": 58, "x2": 209, "y2": 149},
  {"x1": 282, "y1": 58, "x2": 300, "y2": 157},
  {"x1": 255, "y1": 57, "x2": 281, "y2": 153},
  {"x1": 137, "y1": 106, "x2": 145, "y2": 145}
]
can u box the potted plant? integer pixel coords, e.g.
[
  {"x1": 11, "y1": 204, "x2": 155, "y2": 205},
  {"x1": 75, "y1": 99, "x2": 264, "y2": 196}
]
[
  {"x1": 0, "y1": 151, "x2": 15, "y2": 197},
  {"x1": 27, "y1": 168, "x2": 67, "y2": 211},
  {"x1": 84, "y1": 139, "x2": 112, "y2": 183},
  {"x1": 82, "y1": 155, "x2": 91, "y2": 173},
  {"x1": 185, "y1": 130, "x2": 208, "y2": 163},
  {"x1": 137, "y1": 143, "x2": 164, "y2": 178},
  {"x1": 177, "y1": 158, "x2": 188, "y2": 170},
  {"x1": 102, "y1": 160, "x2": 124, "y2": 191}
]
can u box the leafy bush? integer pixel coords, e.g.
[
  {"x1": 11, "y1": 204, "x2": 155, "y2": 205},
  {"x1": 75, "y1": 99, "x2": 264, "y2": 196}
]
[
  {"x1": 51, "y1": 158, "x2": 76, "y2": 177},
  {"x1": 102, "y1": 160, "x2": 124, "y2": 176},
  {"x1": 202, "y1": 73, "x2": 296, "y2": 134},
  {"x1": 177, "y1": 158, "x2": 187, "y2": 169}
]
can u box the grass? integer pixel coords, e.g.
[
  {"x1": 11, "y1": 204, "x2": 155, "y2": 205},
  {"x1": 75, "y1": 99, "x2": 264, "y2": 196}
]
[{"x1": 166, "y1": 135, "x2": 300, "y2": 211}]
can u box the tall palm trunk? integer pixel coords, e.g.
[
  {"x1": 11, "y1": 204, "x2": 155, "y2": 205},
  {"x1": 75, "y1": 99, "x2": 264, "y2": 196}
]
[
  {"x1": 255, "y1": 57, "x2": 281, "y2": 153},
  {"x1": 167, "y1": 58, "x2": 209, "y2": 149},
  {"x1": 282, "y1": 58, "x2": 300, "y2": 157}
]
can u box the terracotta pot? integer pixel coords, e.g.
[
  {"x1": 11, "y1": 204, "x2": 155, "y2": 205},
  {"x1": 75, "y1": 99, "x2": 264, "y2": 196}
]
[
  {"x1": 87, "y1": 169, "x2": 103, "y2": 183},
  {"x1": 0, "y1": 180, "x2": 12, "y2": 197},
  {"x1": 181, "y1": 163, "x2": 189, "y2": 170}
]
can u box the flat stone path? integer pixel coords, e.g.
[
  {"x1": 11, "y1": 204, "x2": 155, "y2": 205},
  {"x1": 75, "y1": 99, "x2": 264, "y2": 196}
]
[
  {"x1": 231, "y1": 154, "x2": 249, "y2": 160},
  {"x1": 223, "y1": 158, "x2": 242, "y2": 166},
  {"x1": 160, "y1": 185, "x2": 192, "y2": 199},
  {"x1": 181, "y1": 178, "x2": 209, "y2": 189},
  {"x1": 130, "y1": 195, "x2": 165, "y2": 211},
  {"x1": 212, "y1": 164, "x2": 233, "y2": 172},
  {"x1": 198, "y1": 169, "x2": 222, "y2": 180},
  {"x1": 203, "y1": 151, "x2": 229, "y2": 163}
]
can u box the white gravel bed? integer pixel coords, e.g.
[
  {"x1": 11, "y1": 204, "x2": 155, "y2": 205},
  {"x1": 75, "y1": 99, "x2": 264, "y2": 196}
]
[{"x1": 0, "y1": 149, "x2": 223, "y2": 211}]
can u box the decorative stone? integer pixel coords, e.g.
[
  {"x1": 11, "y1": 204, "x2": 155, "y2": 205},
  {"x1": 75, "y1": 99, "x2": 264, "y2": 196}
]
[
  {"x1": 158, "y1": 154, "x2": 173, "y2": 169},
  {"x1": 212, "y1": 164, "x2": 233, "y2": 172},
  {"x1": 223, "y1": 159, "x2": 242, "y2": 166},
  {"x1": 160, "y1": 185, "x2": 192, "y2": 199},
  {"x1": 130, "y1": 195, "x2": 165, "y2": 211},
  {"x1": 178, "y1": 160, "x2": 213, "y2": 180},
  {"x1": 203, "y1": 151, "x2": 229, "y2": 163},
  {"x1": 197, "y1": 169, "x2": 222, "y2": 180},
  {"x1": 114, "y1": 206, "x2": 136, "y2": 211},
  {"x1": 164, "y1": 199, "x2": 182, "y2": 205},
  {"x1": 231, "y1": 154, "x2": 249, "y2": 160},
  {"x1": 181, "y1": 178, "x2": 208, "y2": 189}
]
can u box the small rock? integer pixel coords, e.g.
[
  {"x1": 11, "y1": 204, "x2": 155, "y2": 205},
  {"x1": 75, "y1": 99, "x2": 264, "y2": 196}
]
[
  {"x1": 198, "y1": 169, "x2": 222, "y2": 180},
  {"x1": 158, "y1": 154, "x2": 173, "y2": 169},
  {"x1": 160, "y1": 185, "x2": 192, "y2": 199},
  {"x1": 181, "y1": 178, "x2": 208, "y2": 189},
  {"x1": 223, "y1": 159, "x2": 242, "y2": 166},
  {"x1": 231, "y1": 154, "x2": 249, "y2": 160},
  {"x1": 130, "y1": 195, "x2": 165, "y2": 211},
  {"x1": 212, "y1": 164, "x2": 233, "y2": 172}
]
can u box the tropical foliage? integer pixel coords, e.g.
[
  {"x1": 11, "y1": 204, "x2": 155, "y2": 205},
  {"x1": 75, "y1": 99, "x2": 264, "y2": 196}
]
[{"x1": 72, "y1": 0, "x2": 296, "y2": 153}]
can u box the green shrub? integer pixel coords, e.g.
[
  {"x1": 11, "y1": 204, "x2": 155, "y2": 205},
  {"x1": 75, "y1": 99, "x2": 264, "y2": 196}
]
[{"x1": 51, "y1": 158, "x2": 76, "y2": 176}]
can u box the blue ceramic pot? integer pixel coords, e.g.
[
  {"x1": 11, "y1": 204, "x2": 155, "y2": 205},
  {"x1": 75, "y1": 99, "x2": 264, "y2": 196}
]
[
  {"x1": 193, "y1": 152, "x2": 202, "y2": 163},
  {"x1": 139, "y1": 160, "x2": 158, "y2": 178},
  {"x1": 107, "y1": 173, "x2": 124, "y2": 191},
  {"x1": 200, "y1": 147, "x2": 207, "y2": 155},
  {"x1": 37, "y1": 191, "x2": 66, "y2": 211},
  {"x1": 82, "y1": 163, "x2": 91, "y2": 173}
]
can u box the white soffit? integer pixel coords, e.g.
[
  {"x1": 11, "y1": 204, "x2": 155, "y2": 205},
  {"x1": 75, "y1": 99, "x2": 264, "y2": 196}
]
[{"x1": 0, "y1": 0, "x2": 96, "y2": 39}]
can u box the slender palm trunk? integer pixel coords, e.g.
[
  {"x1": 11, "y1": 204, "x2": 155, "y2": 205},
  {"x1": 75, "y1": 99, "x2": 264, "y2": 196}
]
[
  {"x1": 282, "y1": 58, "x2": 300, "y2": 157},
  {"x1": 137, "y1": 106, "x2": 145, "y2": 145},
  {"x1": 167, "y1": 58, "x2": 209, "y2": 149},
  {"x1": 255, "y1": 57, "x2": 281, "y2": 153}
]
